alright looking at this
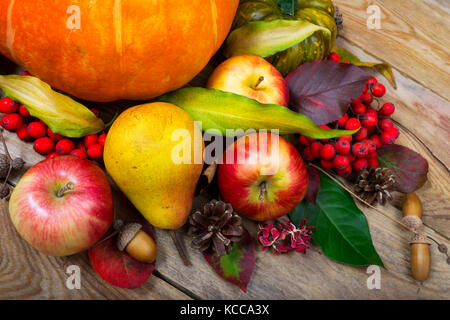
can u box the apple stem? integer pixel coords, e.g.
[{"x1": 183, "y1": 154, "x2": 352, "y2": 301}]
[
  {"x1": 170, "y1": 230, "x2": 191, "y2": 266},
  {"x1": 253, "y1": 76, "x2": 265, "y2": 89},
  {"x1": 56, "y1": 182, "x2": 74, "y2": 198},
  {"x1": 259, "y1": 181, "x2": 267, "y2": 201}
]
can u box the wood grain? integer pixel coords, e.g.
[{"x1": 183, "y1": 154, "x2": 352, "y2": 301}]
[{"x1": 334, "y1": 0, "x2": 450, "y2": 100}]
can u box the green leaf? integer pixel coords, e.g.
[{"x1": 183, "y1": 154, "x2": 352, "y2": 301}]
[
  {"x1": 277, "y1": 0, "x2": 298, "y2": 15},
  {"x1": 225, "y1": 19, "x2": 331, "y2": 58},
  {"x1": 0, "y1": 75, "x2": 105, "y2": 137},
  {"x1": 158, "y1": 87, "x2": 357, "y2": 139},
  {"x1": 289, "y1": 171, "x2": 384, "y2": 267},
  {"x1": 203, "y1": 230, "x2": 255, "y2": 292},
  {"x1": 332, "y1": 47, "x2": 397, "y2": 89}
]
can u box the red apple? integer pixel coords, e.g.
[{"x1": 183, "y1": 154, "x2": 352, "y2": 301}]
[
  {"x1": 207, "y1": 55, "x2": 290, "y2": 107},
  {"x1": 218, "y1": 132, "x2": 308, "y2": 221},
  {"x1": 9, "y1": 156, "x2": 114, "y2": 256}
]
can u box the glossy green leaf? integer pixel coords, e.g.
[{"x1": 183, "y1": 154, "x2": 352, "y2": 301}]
[
  {"x1": 0, "y1": 75, "x2": 105, "y2": 137},
  {"x1": 289, "y1": 171, "x2": 384, "y2": 267},
  {"x1": 332, "y1": 47, "x2": 397, "y2": 89},
  {"x1": 158, "y1": 88, "x2": 357, "y2": 139},
  {"x1": 225, "y1": 19, "x2": 330, "y2": 58}
]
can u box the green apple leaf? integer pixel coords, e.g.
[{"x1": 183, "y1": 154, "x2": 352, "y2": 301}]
[
  {"x1": 203, "y1": 229, "x2": 255, "y2": 292},
  {"x1": 0, "y1": 75, "x2": 105, "y2": 137},
  {"x1": 289, "y1": 171, "x2": 384, "y2": 267},
  {"x1": 158, "y1": 87, "x2": 357, "y2": 139},
  {"x1": 225, "y1": 19, "x2": 330, "y2": 58},
  {"x1": 332, "y1": 47, "x2": 397, "y2": 89},
  {"x1": 377, "y1": 144, "x2": 429, "y2": 193}
]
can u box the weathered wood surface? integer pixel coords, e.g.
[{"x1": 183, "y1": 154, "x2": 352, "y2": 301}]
[{"x1": 0, "y1": 1, "x2": 449, "y2": 300}]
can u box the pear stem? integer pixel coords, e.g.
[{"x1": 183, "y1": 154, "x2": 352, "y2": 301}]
[
  {"x1": 170, "y1": 230, "x2": 191, "y2": 266},
  {"x1": 253, "y1": 76, "x2": 264, "y2": 89}
]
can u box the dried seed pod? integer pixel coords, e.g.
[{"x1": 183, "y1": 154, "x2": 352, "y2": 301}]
[
  {"x1": 402, "y1": 193, "x2": 423, "y2": 229},
  {"x1": 116, "y1": 222, "x2": 157, "y2": 263},
  {"x1": 409, "y1": 234, "x2": 431, "y2": 281}
]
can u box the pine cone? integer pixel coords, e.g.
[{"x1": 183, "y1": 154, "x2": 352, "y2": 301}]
[
  {"x1": 188, "y1": 200, "x2": 243, "y2": 256},
  {"x1": 354, "y1": 167, "x2": 396, "y2": 205}
]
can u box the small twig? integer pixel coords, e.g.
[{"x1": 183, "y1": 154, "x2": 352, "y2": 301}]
[
  {"x1": 170, "y1": 230, "x2": 191, "y2": 266},
  {"x1": 87, "y1": 230, "x2": 119, "y2": 251},
  {"x1": 309, "y1": 163, "x2": 417, "y2": 234}
]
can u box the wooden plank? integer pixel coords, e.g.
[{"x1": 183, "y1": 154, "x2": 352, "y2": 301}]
[{"x1": 334, "y1": 0, "x2": 450, "y2": 100}]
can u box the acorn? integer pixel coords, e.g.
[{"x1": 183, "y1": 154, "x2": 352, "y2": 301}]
[
  {"x1": 114, "y1": 220, "x2": 157, "y2": 263},
  {"x1": 402, "y1": 193, "x2": 423, "y2": 229},
  {"x1": 409, "y1": 234, "x2": 431, "y2": 281}
]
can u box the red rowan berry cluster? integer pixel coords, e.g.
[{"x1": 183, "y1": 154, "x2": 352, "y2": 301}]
[
  {"x1": 300, "y1": 54, "x2": 399, "y2": 178},
  {"x1": 0, "y1": 75, "x2": 107, "y2": 162}
]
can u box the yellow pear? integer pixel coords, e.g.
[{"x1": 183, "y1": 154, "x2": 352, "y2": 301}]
[{"x1": 104, "y1": 102, "x2": 204, "y2": 229}]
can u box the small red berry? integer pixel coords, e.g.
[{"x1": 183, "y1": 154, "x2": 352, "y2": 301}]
[
  {"x1": 351, "y1": 99, "x2": 360, "y2": 108},
  {"x1": 353, "y1": 158, "x2": 368, "y2": 172},
  {"x1": 367, "y1": 152, "x2": 378, "y2": 159},
  {"x1": 354, "y1": 127, "x2": 368, "y2": 141},
  {"x1": 336, "y1": 165, "x2": 352, "y2": 178},
  {"x1": 27, "y1": 121, "x2": 47, "y2": 138},
  {"x1": 340, "y1": 135, "x2": 353, "y2": 142},
  {"x1": 327, "y1": 52, "x2": 340, "y2": 62},
  {"x1": 371, "y1": 83, "x2": 385, "y2": 97},
  {"x1": 310, "y1": 142, "x2": 323, "y2": 159},
  {"x1": 84, "y1": 134, "x2": 98, "y2": 148},
  {"x1": 320, "y1": 144, "x2": 335, "y2": 160},
  {"x1": 352, "y1": 102, "x2": 366, "y2": 115},
  {"x1": 98, "y1": 133, "x2": 107, "y2": 146},
  {"x1": 346, "y1": 153, "x2": 356, "y2": 163},
  {"x1": 369, "y1": 135, "x2": 381, "y2": 149},
  {"x1": 70, "y1": 148, "x2": 87, "y2": 159},
  {"x1": 379, "y1": 119, "x2": 394, "y2": 131},
  {"x1": 47, "y1": 128, "x2": 64, "y2": 141},
  {"x1": 381, "y1": 130, "x2": 397, "y2": 145},
  {"x1": 359, "y1": 92, "x2": 373, "y2": 105},
  {"x1": 366, "y1": 106, "x2": 378, "y2": 116},
  {"x1": 337, "y1": 113, "x2": 348, "y2": 127},
  {"x1": 46, "y1": 152, "x2": 59, "y2": 159},
  {"x1": 352, "y1": 142, "x2": 369, "y2": 158},
  {"x1": 87, "y1": 144, "x2": 103, "y2": 160},
  {"x1": 90, "y1": 108, "x2": 100, "y2": 117},
  {"x1": 0, "y1": 97, "x2": 18, "y2": 113},
  {"x1": 18, "y1": 104, "x2": 31, "y2": 117},
  {"x1": 335, "y1": 139, "x2": 351, "y2": 155},
  {"x1": 345, "y1": 118, "x2": 361, "y2": 130},
  {"x1": 363, "y1": 139, "x2": 377, "y2": 153},
  {"x1": 361, "y1": 112, "x2": 378, "y2": 128},
  {"x1": 367, "y1": 77, "x2": 378, "y2": 86},
  {"x1": 368, "y1": 158, "x2": 379, "y2": 168},
  {"x1": 320, "y1": 159, "x2": 334, "y2": 170},
  {"x1": 333, "y1": 155, "x2": 350, "y2": 170},
  {"x1": 55, "y1": 139, "x2": 75, "y2": 155},
  {"x1": 299, "y1": 135, "x2": 313, "y2": 146},
  {"x1": 16, "y1": 124, "x2": 31, "y2": 141},
  {"x1": 34, "y1": 137, "x2": 55, "y2": 155},
  {"x1": 1, "y1": 113, "x2": 23, "y2": 130},
  {"x1": 302, "y1": 147, "x2": 314, "y2": 162},
  {"x1": 379, "y1": 102, "x2": 395, "y2": 116}
]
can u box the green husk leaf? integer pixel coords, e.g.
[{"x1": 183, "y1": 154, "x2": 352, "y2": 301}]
[
  {"x1": 0, "y1": 75, "x2": 105, "y2": 137},
  {"x1": 290, "y1": 171, "x2": 384, "y2": 267},
  {"x1": 225, "y1": 19, "x2": 331, "y2": 58},
  {"x1": 158, "y1": 87, "x2": 357, "y2": 139},
  {"x1": 332, "y1": 47, "x2": 397, "y2": 89}
]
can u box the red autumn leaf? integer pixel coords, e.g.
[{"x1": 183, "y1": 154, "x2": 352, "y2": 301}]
[
  {"x1": 88, "y1": 223, "x2": 156, "y2": 289},
  {"x1": 305, "y1": 166, "x2": 320, "y2": 205},
  {"x1": 377, "y1": 144, "x2": 429, "y2": 193},
  {"x1": 203, "y1": 229, "x2": 255, "y2": 292},
  {"x1": 286, "y1": 60, "x2": 371, "y2": 125}
]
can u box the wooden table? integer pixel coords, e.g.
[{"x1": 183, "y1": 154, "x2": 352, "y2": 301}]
[{"x1": 0, "y1": 0, "x2": 449, "y2": 299}]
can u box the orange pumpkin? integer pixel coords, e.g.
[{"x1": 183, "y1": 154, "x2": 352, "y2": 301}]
[{"x1": 0, "y1": 1, "x2": 238, "y2": 102}]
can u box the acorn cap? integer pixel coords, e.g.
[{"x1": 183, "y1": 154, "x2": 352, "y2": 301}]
[
  {"x1": 410, "y1": 234, "x2": 431, "y2": 245},
  {"x1": 402, "y1": 216, "x2": 423, "y2": 230},
  {"x1": 117, "y1": 223, "x2": 142, "y2": 251}
]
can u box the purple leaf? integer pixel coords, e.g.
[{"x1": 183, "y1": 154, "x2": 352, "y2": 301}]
[
  {"x1": 377, "y1": 144, "x2": 429, "y2": 193},
  {"x1": 305, "y1": 166, "x2": 320, "y2": 204},
  {"x1": 286, "y1": 60, "x2": 371, "y2": 125}
]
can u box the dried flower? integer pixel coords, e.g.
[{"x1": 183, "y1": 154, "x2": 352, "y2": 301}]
[{"x1": 257, "y1": 219, "x2": 313, "y2": 255}]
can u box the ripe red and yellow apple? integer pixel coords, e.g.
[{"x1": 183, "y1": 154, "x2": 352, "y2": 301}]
[
  {"x1": 9, "y1": 156, "x2": 114, "y2": 256},
  {"x1": 218, "y1": 132, "x2": 308, "y2": 221},
  {"x1": 207, "y1": 55, "x2": 289, "y2": 107}
]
